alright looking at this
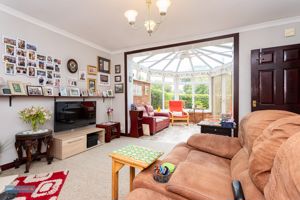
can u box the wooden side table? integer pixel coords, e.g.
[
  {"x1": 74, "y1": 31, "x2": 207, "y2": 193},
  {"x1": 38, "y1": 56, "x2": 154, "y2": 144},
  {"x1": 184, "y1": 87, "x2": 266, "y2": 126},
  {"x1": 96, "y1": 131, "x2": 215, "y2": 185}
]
[
  {"x1": 197, "y1": 121, "x2": 235, "y2": 137},
  {"x1": 96, "y1": 122, "x2": 120, "y2": 143},
  {"x1": 109, "y1": 145, "x2": 163, "y2": 200},
  {"x1": 14, "y1": 129, "x2": 54, "y2": 173}
]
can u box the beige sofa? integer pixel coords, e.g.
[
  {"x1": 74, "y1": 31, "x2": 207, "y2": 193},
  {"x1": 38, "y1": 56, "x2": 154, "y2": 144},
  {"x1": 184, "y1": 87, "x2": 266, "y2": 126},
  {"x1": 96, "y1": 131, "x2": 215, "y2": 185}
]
[{"x1": 126, "y1": 110, "x2": 300, "y2": 200}]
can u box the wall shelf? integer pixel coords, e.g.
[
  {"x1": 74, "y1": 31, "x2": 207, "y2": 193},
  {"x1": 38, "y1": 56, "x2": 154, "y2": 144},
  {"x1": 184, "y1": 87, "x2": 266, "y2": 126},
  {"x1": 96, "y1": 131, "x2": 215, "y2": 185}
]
[{"x1": 0, "y1": 95, "x2": 115, "y2": 107}]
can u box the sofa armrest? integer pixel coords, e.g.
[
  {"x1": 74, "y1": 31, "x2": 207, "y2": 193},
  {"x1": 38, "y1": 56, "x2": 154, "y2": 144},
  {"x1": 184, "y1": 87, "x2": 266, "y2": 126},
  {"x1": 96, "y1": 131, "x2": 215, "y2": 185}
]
[
  {"x1": 154, "y1": 112, "x2": 170, "y2": 117},
  {"x1": 187, "y1": 134, "x2": 241, "y2": 159}
]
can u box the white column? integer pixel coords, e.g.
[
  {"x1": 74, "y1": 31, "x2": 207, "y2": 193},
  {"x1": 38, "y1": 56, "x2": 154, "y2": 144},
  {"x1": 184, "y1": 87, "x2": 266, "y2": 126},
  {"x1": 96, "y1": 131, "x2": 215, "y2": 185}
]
[{"x1": 221, "y1": 74, "x2": 227, "y2": 114}]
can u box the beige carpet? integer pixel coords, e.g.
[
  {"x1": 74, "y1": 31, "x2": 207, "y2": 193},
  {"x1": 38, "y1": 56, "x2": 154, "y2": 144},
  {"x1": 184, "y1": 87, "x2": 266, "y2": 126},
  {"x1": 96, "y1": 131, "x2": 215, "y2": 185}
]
[{"x1": 1, "y1": 137, "x2": 176, "y2": 200}]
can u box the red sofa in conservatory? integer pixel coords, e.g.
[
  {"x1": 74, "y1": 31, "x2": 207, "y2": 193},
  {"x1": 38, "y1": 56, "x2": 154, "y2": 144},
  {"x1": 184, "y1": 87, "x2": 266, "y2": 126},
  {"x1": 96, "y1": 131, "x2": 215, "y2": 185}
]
[{"x1": 136, "y1": 105, "x2": 170, "y2": 135}]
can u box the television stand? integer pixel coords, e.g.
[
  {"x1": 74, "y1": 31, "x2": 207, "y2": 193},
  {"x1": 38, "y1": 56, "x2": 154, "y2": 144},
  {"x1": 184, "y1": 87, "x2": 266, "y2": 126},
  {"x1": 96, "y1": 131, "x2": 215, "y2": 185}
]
[{"x1": 53, "y1": 127, "x2": 105, "y2": 160}]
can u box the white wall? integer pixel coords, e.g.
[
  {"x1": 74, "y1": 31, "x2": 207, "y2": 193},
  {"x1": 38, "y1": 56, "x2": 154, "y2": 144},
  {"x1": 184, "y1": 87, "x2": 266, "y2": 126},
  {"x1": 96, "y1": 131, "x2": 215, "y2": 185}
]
[
  {"x1": 0, "y1": 11, "x2": 113, "y2": 165},
  {"x1": 239, "y1": 22, "x2": 300, "y2": 119},
  {"x1": 110, "y1": 22, "x2": 300, "y2": 135}
]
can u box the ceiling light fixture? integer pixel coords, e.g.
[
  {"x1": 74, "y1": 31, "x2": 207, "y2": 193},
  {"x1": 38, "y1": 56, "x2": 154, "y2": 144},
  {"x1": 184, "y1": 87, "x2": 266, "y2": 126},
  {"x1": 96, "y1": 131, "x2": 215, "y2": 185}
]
[{"x1": 124, "y1": 0, "x2": 171, "y2": 36}]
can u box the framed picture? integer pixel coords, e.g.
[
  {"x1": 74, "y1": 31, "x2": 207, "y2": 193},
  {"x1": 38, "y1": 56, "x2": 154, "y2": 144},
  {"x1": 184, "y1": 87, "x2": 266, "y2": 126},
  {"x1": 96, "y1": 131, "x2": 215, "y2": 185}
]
[
  {"x1": 5, "y1": 44, "x2": 16, "y2": 56},
  {"x1": 26, "y1": 43, "x2": 37, "y2": 51},
  {"x1": 17, "y1": 49, "x2": 26, "y2": 57},
  {"x1": 8, "y1": 81, "x2": 27, "y2": 95},
  {"x1": 17, "y1": 57, "x2": 26, "y2": 67},
  {"x1": 0, "y1": 87, "x2": 11, "y2": 95},
  {"x1": 44, "y1": 87, "x2": 54, "y2": 96},
  {"x1": 88, "y1": 89, "x2": 94, "y2": 96},
  {"x1": 3, "y1": 55, "x2": 16, "y2": 64},
  {"x1": 4, "y1": 63, "x2": 15, "y2": 75},
  {"x1": 81, "y1": 89, "x2": 88, "y2": 97},
  {"x1": 102, "y1": 91, "x2": 107, "y2": 97},
  {"x1": 87, "y1": 78, "x2": 96, "y2": 92},
  {"x1": 3, "y1": 36, "x2": 16, "y2": 46},
  {"x1": 114, "y1": 75, "x2": 122, "y2": 82},
  {"x1": 79, "y1": 70, "x2": 86, "y2": 81},
  {"x1": 27, "y1": 85, "x2": 43, "y2": 96},
  {"x1": 98, "y1": 57, "x2": 110, "y2": 74},
  {"x1": 115, "y1": 65, "x2": 121, "y2": 74},
  {"x1": 28, "y1": 67, "x2": 37, "y2": 77},
  {"x1": 87, "y1": 65, "x2": 97, "y2": 75},
  {"x1": 99, "y1": 73, "x2": 110, "y2": 86},
  {"x1": 59, "y1": 87, "x2": 68, "y2": 96},
  {"x1": 38, "y1": 76, "x2": 46, "y2": 86},
  {"x1": 17, "y1": 38, "x2": 26, "y2": 49},
  {"x1": 68, "y1": 79, "x2": 77, "y2": 87},
  {"x1": 115, "y1": 83, "x2": 124, "y2": 94},
  {"x1": 107, "y1": 90, "x2": 113, "y2": 97},
  {"x1": 70, "y1": 88, "x2": 80, "y2": 97}
]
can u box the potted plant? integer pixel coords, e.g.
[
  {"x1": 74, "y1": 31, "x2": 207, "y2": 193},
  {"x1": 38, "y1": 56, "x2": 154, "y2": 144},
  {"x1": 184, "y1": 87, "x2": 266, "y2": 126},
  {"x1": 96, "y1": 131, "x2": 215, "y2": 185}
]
[{"x1": 19, "y1": 106, "x2": 52, "y2": 132}]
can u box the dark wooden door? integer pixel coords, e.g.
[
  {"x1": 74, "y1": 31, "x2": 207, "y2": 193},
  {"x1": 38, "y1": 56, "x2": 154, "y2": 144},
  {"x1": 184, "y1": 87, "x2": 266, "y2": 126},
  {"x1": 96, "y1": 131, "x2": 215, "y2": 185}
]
[{"x1": 251, "y1": 44, "x2": 300, "y2": 113}]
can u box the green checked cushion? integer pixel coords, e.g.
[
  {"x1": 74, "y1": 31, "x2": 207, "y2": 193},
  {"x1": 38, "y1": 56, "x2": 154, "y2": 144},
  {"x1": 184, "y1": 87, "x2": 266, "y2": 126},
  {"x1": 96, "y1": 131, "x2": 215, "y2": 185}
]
[{"x1": 113, "y1": 145, "x2": 163, "y2": 164}]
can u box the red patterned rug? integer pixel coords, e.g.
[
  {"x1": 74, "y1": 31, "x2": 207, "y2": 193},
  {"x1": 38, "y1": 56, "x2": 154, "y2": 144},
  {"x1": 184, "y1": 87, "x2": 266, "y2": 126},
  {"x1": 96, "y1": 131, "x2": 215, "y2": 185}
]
[{"x1": 12, "y1": 170, "x2": 69, "y2": 200}]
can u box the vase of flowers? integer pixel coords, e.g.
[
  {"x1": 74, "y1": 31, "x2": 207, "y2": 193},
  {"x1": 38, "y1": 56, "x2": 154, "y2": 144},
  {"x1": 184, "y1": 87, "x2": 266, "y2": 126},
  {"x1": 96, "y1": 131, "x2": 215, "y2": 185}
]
[
  {"x1": 107, "y1": 107, "x2": 114, "y2": 122},
  {"x1": 19, "y1": 106, "x2": 52, "y2": 132}
]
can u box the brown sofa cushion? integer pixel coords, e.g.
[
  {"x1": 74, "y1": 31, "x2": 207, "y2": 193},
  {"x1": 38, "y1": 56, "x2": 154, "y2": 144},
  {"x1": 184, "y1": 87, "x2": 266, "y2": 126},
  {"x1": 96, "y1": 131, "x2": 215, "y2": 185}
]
[
  {"x1": 264, "y1": 133, "x2": 300, "y2": 200},
  {"x1": 249, "y1": 115, "x2": 300, "y2": 192},
  {"x1": 187, "y1": 134, "x2": 241, "y2": 159},
  {"x1": 238, "y1": 170, "x2": 265, "y2": 200},
  {"x1": 163, "y1": 143, "x2": 194, "y2": 165},
  {"x1": 230, "y1": 148, "x2": 249, "y2": 179},
  {"x1": 238, "y1": 110, "x2": 296, "y2": 154},
  {"x1": 126, "y1": 188, "x2": 176, "y2": 200},
  {"x1": 167, "y1": 162, "x2": 233, "y2": 200}
]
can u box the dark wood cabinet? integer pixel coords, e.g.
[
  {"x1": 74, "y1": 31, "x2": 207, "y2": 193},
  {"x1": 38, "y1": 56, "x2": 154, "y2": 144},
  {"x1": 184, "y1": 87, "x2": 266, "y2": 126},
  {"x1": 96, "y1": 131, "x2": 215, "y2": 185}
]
[
  {"x1": 96, "y1": 122, "x2": 120, "y2": 142},
  {"x1": 129, "y1": 111, "x2": 144, "y2": 137}
]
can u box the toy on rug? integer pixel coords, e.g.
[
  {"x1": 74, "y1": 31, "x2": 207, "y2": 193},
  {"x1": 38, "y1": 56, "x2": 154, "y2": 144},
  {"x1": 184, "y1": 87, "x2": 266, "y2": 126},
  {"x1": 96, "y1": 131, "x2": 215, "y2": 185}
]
[{"x1": 153, "y1": 162, "x2": 176, "y2": 183}]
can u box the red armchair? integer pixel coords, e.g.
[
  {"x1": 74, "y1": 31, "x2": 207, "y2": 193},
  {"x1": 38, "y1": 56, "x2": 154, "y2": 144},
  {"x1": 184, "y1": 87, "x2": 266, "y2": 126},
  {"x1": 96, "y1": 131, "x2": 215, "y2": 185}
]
[
  {"x1": 135, "y1": 105, "x2": 170, "y2": 135},
  {"x1": 169, "y1": 100, "x2": 189, "y2": 126}
]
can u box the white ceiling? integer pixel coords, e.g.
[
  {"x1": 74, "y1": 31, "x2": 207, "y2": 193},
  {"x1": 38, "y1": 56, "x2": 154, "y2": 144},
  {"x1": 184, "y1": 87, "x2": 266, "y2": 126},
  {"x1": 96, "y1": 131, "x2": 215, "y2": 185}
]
[{"x1": 0, "y1": 0, "x2": 300, "y2": 53}]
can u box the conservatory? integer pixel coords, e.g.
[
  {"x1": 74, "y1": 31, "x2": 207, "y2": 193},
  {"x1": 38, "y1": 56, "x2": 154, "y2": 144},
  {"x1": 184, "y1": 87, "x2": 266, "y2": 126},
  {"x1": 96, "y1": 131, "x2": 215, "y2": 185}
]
[{"x1": 129, "y1": 38, "x2": 234, "y2": 118}]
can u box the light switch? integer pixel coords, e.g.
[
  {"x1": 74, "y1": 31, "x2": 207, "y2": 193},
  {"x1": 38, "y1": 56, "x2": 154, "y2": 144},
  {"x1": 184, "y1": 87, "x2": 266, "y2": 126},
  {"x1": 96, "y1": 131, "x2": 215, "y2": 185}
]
[{"x1": 285, "y1": 28, "x2": 296, "y2": 37}]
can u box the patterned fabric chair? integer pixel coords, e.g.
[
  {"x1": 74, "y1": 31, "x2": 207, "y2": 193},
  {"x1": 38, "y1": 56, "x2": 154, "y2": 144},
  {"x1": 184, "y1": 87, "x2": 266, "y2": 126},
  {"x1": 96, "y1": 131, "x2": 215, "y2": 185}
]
[{"x1": 169, "y1": 100, "x2": 189, "y2": 126}]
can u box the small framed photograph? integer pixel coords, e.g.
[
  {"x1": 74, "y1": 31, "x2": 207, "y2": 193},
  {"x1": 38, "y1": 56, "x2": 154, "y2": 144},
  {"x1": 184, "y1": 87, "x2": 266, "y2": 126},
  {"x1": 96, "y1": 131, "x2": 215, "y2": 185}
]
[
  {"x1": 37, "y1": 54, "x2": 46, "y2": 61},
  {"x1": 54, "y1": 73, "x2": 61, "y2": 78},
  {"x1": 70, "y1": 88, "x2": 81, "y2": 96},
  {"x1": 4, "y1": 63, "x2": 15, "y2": 75},
  {"x1": 0, "y1": 87, "x2": 11, "y2": 95},
  {"x1": 54, "y1": 58, "x2": 62, "y2": 65},
  {"x1": 16, "y1": 49, "x2": 26, "y2": 57},
  {"x1": 3, "y1": 36, "x2": 16, "y2": 46},
  {"x1": 38, "y1": 61, "x2": 45, "y2": 70},
  {"x1": 17, "y1": 38, "x2": 26, "y2": 49},
  {"x1": 54, "y1": 78, "x2": 61, "y2": 88},
  {"x1": 17, "y1": 57, "x2": 26, "y2": 67},
  {"x1": 28, "y1": 67, "x2": 36, "y2": 77},
  {"x1": 26, "y1": 43, "x2": 37, "y2": 51},
  {"x1": 107, "y1": 90, "x2": 113, "y2": 97},
  {"x1": 55, "y1": 64, "x2": 60, "y2": 72},
  {"x1": 8, "y1": 81, "x2": 27, "y2": 95},
  {"x1": 37, "y1": 70, "x2": 46, "y2": 77},
  {"x1": 87, "y1": 78, "x2": 96, "y2": 92},
  {"x1": 87, "y1": 65, "x2": 97, "y2": 75},
  {"x1": 88, "y1": 89, "x2": 94, "y2": 96},
  {"x1": 115, "y1": 65, "x2": 121, "y2": 74},
  {"x1": 38, "y1": 76, "x2": 46, "y2": 86},
  {"x1": 81, "y1": 89, "x2": 88, "y2": 97},
  {"x1": 115, "y1": 83, "x2": 124, "y2": 94},
  {"x1": 99, "y1": 73, "x2": 110, "y2": 86},
  {"x1": 3, "y1": 55, "x2": 16, "y2": 64},
  {"x1": 98, "y1": 57, "x2": 110, "y2": 74},
  {"x1": 47, "y1": 56, "x2": 53, "y2": 64},
  {"x1": 79, "y1": 70, "x2": 86, "y2": 81},
  {"x1": 27, "y1": 85, "x2": 43, "y2": 96},
  {"x1": 114, "y1": 75, "x2": 122, "y2": 82},
  {"x1": 47, "y1": 71, "x2": 53, "y2": 79},
  {"x1": 27, "y1": 50, "x2": 36, "y2": 61},
  {"x1": 59, "y1": 87, "x2": 68, "y2": 96},
  {"x1": 46, "y1": 79, "x2": 54, "y2": 86},
  {"x1": 46, "y1": 65, "x2": 54, "y2": 71},
  {"x1": 5, "y1": 44, "x2": 16, "y2": 56},
  {"x1": 102, "y1": 91, "x2": 107, "y2": 97},
  {"x1": 16, "y1": 67, "x2": 27, "y2": 75},
  {"x1": 44, "y1": 87, "x2": 54, "y2": 96}
]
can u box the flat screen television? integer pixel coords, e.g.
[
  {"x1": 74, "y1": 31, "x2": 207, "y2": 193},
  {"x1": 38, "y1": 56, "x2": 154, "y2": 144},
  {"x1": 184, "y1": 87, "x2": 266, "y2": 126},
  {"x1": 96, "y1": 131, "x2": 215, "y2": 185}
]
[{"x1": 54, "y1": 101, "x2": 96, "y2": 132}]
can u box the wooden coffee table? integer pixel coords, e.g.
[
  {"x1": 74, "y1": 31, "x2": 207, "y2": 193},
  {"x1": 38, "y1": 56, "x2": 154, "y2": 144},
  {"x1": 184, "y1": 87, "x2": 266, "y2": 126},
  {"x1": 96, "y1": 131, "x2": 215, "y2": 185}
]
[{"x1": 109, "y1": 145, "x2": 163, "y2": 200}]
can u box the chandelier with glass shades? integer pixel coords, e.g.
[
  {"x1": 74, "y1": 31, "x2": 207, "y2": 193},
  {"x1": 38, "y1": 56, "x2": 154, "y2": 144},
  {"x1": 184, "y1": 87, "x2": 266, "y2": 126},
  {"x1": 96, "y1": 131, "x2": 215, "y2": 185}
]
[{"x1": 124, "y1": 0, "x2": 171, "y2": 36}]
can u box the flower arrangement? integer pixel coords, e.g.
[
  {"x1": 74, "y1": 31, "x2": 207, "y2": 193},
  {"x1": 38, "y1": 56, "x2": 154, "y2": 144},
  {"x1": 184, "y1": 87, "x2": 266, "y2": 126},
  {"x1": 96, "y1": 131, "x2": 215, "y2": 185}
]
[
  {"x1": 107, "y1": 107, "x2": 114, "y2": 122},
  {"x1": 19, "y1": 106, "x2": 52, "y2": 132}
]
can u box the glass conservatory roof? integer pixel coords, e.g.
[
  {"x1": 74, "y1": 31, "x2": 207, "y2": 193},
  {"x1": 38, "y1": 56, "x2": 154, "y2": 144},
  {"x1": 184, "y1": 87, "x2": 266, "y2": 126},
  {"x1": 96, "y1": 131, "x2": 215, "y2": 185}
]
[{"x1": 131, "y1": 41, "x2": 233, "y2": 74}]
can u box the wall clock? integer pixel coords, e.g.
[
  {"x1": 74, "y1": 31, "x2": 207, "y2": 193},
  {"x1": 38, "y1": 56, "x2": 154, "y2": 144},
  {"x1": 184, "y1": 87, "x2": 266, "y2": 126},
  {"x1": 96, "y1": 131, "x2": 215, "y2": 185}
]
[{"x1": 67, "y1": 59, "x2": 78, "y2": 73}]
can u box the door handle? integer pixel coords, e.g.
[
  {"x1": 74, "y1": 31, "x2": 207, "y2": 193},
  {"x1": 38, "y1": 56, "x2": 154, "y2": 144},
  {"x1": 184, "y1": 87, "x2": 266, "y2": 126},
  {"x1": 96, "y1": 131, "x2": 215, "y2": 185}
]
[{"x1": 252, "y1": 100, "x2": 257, "y2": 108}]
